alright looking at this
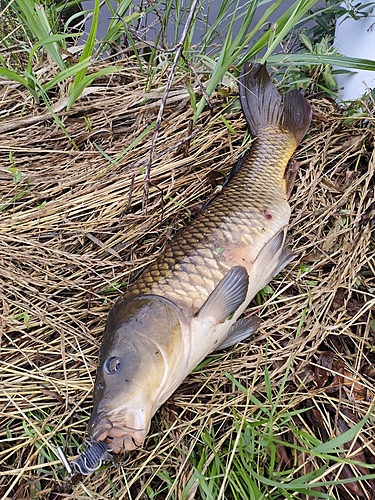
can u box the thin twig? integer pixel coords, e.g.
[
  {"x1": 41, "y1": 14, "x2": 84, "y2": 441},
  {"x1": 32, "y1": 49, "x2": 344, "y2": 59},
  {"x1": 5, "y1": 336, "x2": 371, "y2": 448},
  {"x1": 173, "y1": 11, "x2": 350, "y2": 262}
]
[
  {"x1": 181, "y1": 53, "x2": 213, "y2": 115},
  {"x1": 142, "y1": 0, "x2": 202, "y2": 210},
  {"x1": 122, "y1": 25, "x2": 178, "y2": 54}
]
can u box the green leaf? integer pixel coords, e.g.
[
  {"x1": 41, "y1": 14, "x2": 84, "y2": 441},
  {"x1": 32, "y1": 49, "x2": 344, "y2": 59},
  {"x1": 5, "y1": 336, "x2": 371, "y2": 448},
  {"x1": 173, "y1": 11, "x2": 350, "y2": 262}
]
[
  {"x1": 224, "y1": 372, "x2": 248, "y2": 395},
  {"x1": 0, "y1": 185, "x2": 29, "y2": 213},
  {"x1": 0, "y1": 67, "x2": 29, "y2": 87},
  {"x1": 15, "y1": 0, "x2": 65, "y2": 70},
  {"x1": 7, "y1": 167, "x2": 22, "y2": 184},
  {"x1": 219, "y1": 115, "x2": 236, "y2": 134},
  {"x1": 268, "y1": 53, "x2": 375, "y2": 71},
  {"x1": 72, "y1": 0, "x2": 100, "y2": 90},
  {"x1": 43, "y1": 59, "x2": 91, "y2": 92},
  {"x1": 299, "y1": 32, "x2": 313, "y2": 52},
  {"x1": 313, "y1": 411, "x2": 372, "y2": 454},
  {"x1": 67, "y1": 67, "x2": 118, "y2": 109}
]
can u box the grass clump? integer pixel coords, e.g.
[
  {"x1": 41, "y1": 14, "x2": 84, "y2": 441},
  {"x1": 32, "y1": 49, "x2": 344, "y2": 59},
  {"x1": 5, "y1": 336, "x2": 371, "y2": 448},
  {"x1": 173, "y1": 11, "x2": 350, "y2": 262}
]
[{"x1": 2, "y1": 0, "x2": 375, "y2": 116}]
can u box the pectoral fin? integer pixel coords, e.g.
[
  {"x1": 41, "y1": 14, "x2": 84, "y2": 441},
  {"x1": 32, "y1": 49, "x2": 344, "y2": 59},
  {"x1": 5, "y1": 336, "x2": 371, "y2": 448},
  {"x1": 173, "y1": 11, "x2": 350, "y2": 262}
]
[
  {"x1": 254, "y1": 226, "x2": 295, "y2": 276},
  {"x1": 215, "y1": 316, "x2": 261, "y2": 351},
  {"x1": 197, "y1": 266, "x2": 249, "y2": 324}
]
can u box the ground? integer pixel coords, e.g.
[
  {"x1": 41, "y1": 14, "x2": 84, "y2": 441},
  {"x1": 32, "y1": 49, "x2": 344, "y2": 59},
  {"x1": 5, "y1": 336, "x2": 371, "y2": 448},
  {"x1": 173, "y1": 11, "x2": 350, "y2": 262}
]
[{"x1": 0, "y1": 57, "x2": 374, "y2": 499}]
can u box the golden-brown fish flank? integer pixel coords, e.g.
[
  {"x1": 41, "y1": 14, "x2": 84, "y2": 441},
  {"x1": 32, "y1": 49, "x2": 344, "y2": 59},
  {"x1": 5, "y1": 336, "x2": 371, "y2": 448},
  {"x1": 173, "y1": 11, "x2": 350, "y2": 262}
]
[
  {"x1": 88, "y1": 63, "x2": 312, "y2": 454},
  {"x1": 131, "y1": 133, "x2": 296, "y2": 309}
]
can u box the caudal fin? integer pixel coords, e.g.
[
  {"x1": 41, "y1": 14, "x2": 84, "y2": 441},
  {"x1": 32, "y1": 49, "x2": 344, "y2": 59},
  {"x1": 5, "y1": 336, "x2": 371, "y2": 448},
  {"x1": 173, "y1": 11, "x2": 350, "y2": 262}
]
[{"x1": 239, "y1": 63, "x2": 312, "y2": 146}]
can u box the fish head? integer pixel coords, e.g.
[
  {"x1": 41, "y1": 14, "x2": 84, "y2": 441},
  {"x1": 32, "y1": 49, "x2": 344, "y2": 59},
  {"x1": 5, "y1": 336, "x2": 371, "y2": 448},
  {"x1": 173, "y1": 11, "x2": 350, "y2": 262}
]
[{"x1": 88, "y1": 295, "x2": 185, "y2": 454}]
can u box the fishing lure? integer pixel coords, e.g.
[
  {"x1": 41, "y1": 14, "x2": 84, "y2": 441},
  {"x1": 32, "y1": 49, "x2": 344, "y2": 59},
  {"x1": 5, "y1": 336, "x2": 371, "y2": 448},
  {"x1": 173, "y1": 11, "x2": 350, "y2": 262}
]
[{"x1": 73, "y1": 440, "x2": 111, "y2": 475}]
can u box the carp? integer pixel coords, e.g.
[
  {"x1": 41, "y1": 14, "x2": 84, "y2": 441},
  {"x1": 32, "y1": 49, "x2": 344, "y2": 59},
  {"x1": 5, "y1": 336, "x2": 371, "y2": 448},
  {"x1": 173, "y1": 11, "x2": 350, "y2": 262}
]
[{"x1": 88, "y1": 63, "x2": 312, "y2": 454}]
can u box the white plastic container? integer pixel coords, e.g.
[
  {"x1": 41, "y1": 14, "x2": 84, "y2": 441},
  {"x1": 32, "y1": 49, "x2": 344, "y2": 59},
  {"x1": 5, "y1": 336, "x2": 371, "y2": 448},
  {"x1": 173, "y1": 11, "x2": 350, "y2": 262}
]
[{"x1": 334, "y1": 3, "x2": 375, "y2": 100}]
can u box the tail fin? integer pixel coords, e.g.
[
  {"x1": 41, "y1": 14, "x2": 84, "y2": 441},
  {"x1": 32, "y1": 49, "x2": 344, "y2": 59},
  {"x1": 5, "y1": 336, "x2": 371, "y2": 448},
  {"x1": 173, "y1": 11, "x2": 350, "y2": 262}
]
[{"x1": 239, "y1": 63, "x2": 312, "y2": 145}]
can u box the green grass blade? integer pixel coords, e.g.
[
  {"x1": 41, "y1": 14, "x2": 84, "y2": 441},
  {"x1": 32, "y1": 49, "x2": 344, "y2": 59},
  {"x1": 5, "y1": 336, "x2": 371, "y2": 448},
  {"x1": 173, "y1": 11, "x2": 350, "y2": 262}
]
[
  {"x1": 111, "y1": 121, "x2": 156, "y2": 166},
  {"x1": 27, "y1": 33, "x2": 81, "y2": 88},
  {"x1": 96, "y1": 0, "x2": 161, "y2": 73},
  {"x1": 0, "y1": 68, "x2": 39, "y2": 101},
  {"x1": 0, "y1": 68, "x2": 30, "y2": 87},
  {"x1": 194, "y1": 0, "x2": 324, "y2": 119},
  {"x1": 43, "y1": 58, "x2": 91, "y2": 92},
  {"x1": 238, "y1": 0, "x2": 285, "y2": 61},
  {"x1": 35, "y1": 3, "x2": 66, "y2": 61},
  {"x1": 102, "y1": 0, "x2": 162, "y2": 49},
  {"x1": 313, "y1": 410, "x2": 372, "y2": 454},
  {"x1": 24, "y1": 71, "x2": 78, "y2": 149},
  {"x1": 194, "y1": 0, "x2": 259, "y2": 118},
  {"x1": 60, "y1": 8, "x2": 90, "y2": 34},
  {"x1": 268, "y1": 52, "x2": 375, "y2": 71},
  {"x1": 224, "y1": 372, "x2": 248, "y2": 395},
  {"x1": 201, "y1": 0, "x2": 236, "y2": 51},
  {"x1": 67, "y1": 67, "x2": 119, "y2": 109},
  {"x1": 261, "y1": 0, "x2": 319, "y2": 63},
  {"x1": 248, "y1": 464, "x2": 327, "y2": 490},
  {"x1": 0, "y1": 185, "x2": 30, "y2": 213},
  {"x1": 195, "y1": 0, "x2": 320, "y2": 119},
  {"x1": 301, "y1": 473, "x2": 375, "y2": 489},
  {"x1": 71, "y1": 0, "x2": 99, "y2": 91},
  {"x1": 15, "y1": 0, "x2": 66, "y2": 70},
  {"x1": 237, "y1": 0, "x2": 317, "y2": 66},
  {"x1": 95, "y1": 120, "x2": 156, "y2": 176},
  {"x1": 101, "y1": 0, "x2": 134, "y2": 42},
  {"x1": 30, "y1": 32, "x2": 80, "y2": 51}
]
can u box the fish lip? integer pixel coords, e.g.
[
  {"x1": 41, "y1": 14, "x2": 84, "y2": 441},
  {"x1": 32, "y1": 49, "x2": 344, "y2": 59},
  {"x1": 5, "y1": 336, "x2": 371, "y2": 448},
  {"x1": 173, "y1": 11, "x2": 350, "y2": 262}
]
[
  {"x1": 92, "y1": 428, "x2": 144, "y2": 454},
  {"x1": 90, "y1": 417, "x2": 146, "y2": 454}
]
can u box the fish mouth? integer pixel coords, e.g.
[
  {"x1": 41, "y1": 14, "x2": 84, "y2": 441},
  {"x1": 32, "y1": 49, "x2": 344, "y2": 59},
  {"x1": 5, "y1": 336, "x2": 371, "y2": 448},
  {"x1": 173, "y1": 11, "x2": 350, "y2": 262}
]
[
  {"x1": 89, "y1": 414, "x2": 148, "y2": 454},
  {"x1": 94, "y1": 426, "x2": 144, "y2": 454}
]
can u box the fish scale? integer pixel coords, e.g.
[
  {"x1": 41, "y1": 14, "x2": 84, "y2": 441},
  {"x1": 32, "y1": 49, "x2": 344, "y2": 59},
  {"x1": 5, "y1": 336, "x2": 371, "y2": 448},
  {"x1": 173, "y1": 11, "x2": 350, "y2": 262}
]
[
  {"x1": 87, "y1": 63, "x2": 312, "y2": 455},
  {"x1": 129, "y1": 129, "x2": 296, "y2": 311}
]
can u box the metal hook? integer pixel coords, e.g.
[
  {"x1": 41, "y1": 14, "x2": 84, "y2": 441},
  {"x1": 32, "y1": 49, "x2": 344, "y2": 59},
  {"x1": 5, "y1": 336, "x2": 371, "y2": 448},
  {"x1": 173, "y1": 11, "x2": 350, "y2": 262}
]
[{"x1": 56, "y1": 446, "x2": 73, "y2": 476}]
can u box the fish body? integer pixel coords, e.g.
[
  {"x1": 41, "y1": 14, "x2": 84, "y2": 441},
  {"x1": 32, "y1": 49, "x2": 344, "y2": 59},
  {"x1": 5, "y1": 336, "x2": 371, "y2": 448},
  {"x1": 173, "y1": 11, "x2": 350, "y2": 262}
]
[{"x1": 88, "y1": 64, "x2": 312, "y2": 454}]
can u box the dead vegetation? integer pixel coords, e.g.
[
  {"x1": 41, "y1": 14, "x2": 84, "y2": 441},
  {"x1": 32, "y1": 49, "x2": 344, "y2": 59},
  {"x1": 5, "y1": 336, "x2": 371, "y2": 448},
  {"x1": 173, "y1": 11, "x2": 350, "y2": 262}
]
[{"x1": 0, "y1": 57, "x2": 374, "y2": 499}]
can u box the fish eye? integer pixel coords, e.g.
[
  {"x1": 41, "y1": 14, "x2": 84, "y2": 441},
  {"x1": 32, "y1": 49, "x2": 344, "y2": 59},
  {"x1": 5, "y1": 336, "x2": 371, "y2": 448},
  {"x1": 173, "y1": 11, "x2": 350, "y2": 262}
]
[{"x1": 104, "y1": 356, "x2": 121, "y2": 374}]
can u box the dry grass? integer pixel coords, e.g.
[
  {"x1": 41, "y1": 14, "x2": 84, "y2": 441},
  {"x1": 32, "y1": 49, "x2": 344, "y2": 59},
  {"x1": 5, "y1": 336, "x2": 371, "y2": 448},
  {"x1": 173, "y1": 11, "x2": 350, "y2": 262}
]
[{"x1": 0, "y1": 57, "x2": 374, "y2": 499}]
